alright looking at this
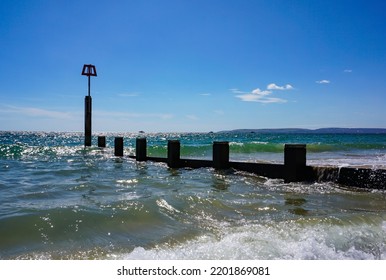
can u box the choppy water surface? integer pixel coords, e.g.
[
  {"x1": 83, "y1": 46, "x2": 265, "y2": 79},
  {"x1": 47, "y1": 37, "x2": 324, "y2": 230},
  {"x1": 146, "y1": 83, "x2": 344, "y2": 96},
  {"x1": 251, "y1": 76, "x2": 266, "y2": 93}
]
[{"x1": 0, "y1": 131, "x2": 385, "y2": 259}]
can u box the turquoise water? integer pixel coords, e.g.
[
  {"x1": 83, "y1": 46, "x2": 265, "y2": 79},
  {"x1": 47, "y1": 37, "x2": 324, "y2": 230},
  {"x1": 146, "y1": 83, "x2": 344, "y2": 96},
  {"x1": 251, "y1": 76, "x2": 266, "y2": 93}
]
[{"x1": 0, "y1": 131, "x2": 385, "y2": 259}]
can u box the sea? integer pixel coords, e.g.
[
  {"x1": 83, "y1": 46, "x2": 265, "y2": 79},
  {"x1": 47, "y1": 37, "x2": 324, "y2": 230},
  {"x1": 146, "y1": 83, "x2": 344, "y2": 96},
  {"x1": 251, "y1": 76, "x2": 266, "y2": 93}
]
[{"x1": 0, "y1": 131, "x2": 385, "y2": 260}]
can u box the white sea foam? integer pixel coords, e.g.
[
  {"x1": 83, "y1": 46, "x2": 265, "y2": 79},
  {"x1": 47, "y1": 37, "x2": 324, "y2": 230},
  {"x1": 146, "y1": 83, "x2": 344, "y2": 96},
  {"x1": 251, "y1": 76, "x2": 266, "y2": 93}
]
[
  {"x1": 119, "y1": 220, "x2": 385, "y2": 260},
  {"x1": 156, "y1": 198, "x2": 181, "y2": 214},
  {"x1": 308, "y1": 153, "x2": 386, "y2": 169}
]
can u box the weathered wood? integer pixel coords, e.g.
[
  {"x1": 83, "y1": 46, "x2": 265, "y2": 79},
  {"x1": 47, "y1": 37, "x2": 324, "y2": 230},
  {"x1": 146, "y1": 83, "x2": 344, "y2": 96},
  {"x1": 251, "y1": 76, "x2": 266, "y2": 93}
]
[
  {"x1": 125, "y1": 139, "x2": 385, "y2": 190},
  {"x1": 98, "y1": 136, "x2": 106, "y2": 148},
  {"x1": 114, "y1": 137, "x2": 124, "y2": 157},
  {"x1": 284, "y1": 144, "x2": 307, "y2": 182},
  {"x1": 136, "y1": 138, "x2": 147, "y2": 161},
  {"x1": 213, "y1": 141, "x2": 230, "y2": 169},
  {"x1": 167, "y1": 140, "x2": 181, "y2": 168},
  {"x1": 84, "y1": 96, "x2": 92, "y2": 146}
]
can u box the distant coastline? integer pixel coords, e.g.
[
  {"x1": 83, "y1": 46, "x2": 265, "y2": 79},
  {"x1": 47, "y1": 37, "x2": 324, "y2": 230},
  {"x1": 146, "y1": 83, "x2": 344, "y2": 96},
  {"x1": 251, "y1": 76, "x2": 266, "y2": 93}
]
[
  {"x1": 1, "y1": 128, "x2": 386, "y2": 134},
  {"x1": 217, "y1": 128, "x2": 386, "y2": 134}
]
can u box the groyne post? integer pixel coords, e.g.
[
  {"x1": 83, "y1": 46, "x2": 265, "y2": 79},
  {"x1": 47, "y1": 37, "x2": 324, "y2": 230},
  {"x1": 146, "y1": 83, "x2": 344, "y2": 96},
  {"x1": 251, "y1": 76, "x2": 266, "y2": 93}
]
[
  {"x1": 84, "y1": 96, "x2": 92, "y2": 146},
  {"x1": 213, "y1": 141, "x2": 230, "y2": 169},
  {"x1": 81, "y1": 64, "x2": 97, "y2": 147},
  {"x1": 136, "y1": 137, "x2": 147, "y2": 161},
  {"x1": 98, "y1": 136, "x2": 106, "y2": 148},
  {"x1": 167, "y1": 140, "x2": 181, "y2": 168},
  {"x1": 284, "y1": 144, "x2": 306, "y2": 182},
  {"x1": 114, "y1": 137, "x2": 124, "y2": 157}
]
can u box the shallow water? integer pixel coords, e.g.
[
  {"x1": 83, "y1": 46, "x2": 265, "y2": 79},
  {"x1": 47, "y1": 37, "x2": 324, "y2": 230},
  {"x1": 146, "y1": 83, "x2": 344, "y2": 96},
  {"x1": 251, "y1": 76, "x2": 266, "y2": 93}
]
[{"x1": 0, "y1": 132, "x2": 385, "y2": 259}]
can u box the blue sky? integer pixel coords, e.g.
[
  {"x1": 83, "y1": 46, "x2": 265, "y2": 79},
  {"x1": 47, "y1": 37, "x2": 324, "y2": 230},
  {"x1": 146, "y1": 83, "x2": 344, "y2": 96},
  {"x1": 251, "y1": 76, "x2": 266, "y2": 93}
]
[{"x1": 1, "y1": 0, "x2": 385, "y2": 132}]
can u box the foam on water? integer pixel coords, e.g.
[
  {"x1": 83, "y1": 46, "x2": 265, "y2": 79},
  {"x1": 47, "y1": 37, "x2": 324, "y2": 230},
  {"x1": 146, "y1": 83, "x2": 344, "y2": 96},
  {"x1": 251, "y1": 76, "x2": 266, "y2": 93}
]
[
  {"x1": 12, "y1": 213, "x2": 386, "y2": 260},
  {"x1": 119, "y1": 217, "x2": 385, "y2": 260},
  {"x1": 308, "y1": 155, "x2": 386, "y2": 169}
]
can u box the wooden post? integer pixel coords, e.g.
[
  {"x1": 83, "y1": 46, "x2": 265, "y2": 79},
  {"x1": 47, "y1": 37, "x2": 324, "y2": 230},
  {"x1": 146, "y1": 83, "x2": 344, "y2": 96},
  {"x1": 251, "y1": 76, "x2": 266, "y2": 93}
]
[
  {"x1": 98, "y1": 136, "x2": 106, "y2": 148},
  {"x1": 284, "y1": 144, "x2": 306, "y2": 182},
  {"x1": 213, "y1": 141, "x2": 230, "y2": 169},
  {"x1": 114, "y1": 137, "x2": 124, "y2": 157},
  {"x1": 81, "y1": 64, "x2": 97, "y2": 147},
  {"x1": 84, "y1": 96, "x2": 92, "y2": 146},
  {"x1": 167, "y1": 140, "x2": 180, "y2": 168},
  {"x1": 136, "y1": 137, "x2": 147, "y2": 161}
]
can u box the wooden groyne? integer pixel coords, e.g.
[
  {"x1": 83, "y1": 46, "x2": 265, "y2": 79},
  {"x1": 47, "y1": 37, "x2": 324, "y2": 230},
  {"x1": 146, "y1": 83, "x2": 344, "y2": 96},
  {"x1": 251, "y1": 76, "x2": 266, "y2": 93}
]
[{"x1": 98, "y1": 136, "x2": 386, "y2": 190}]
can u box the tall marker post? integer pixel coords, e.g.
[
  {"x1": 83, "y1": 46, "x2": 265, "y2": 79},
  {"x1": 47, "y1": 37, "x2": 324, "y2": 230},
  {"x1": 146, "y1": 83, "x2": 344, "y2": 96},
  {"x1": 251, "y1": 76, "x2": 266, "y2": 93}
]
[{"x1": 81, "y1": 64, "x2": 97, "y2": 146}]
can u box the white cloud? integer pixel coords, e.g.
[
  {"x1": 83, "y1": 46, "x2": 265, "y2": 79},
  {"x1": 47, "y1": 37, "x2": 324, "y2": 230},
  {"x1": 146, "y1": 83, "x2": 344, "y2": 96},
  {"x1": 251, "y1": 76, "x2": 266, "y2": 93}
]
[
  {"x1": 231, "y1": 82, "x2": 293, "y2": 103},
  {"x1": 344, "y1": 69, "x2": 352, "y2": 73},
  {"x1": 232, "y1": 88, "x2": 287, "y2": 103},
  {"x1": 237, "y1": 94, "x2": 286, "y2": 103},
  {"x1": 316, "y1": 80, "x2": 330, "y2": 84},
  {"x1": 199, "y1": 93, "x2": 211, "y2": 96},
  {"x1": 236, "y1": 93, "x2": 261, "y2": 102},
  {"x1": 267, "y1": 83, "x2": 294, "y2": 90},
  {"x1": 252, "y1": 88, "x2": 271, "y2": 96}
]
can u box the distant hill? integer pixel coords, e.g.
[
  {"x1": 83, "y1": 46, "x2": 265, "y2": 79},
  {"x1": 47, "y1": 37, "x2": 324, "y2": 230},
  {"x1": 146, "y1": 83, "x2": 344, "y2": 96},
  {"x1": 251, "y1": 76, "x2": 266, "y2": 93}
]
[{"x1": 217, "y1": 128, "x2": 386, "y2": 134}]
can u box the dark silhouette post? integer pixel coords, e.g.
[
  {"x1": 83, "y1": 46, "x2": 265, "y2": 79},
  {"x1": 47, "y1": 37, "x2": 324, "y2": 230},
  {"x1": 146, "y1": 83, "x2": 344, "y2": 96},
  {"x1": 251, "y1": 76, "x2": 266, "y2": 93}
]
[
  {"x1": 136, "y1": 138, "x2": 147, "y2": 161},
  {"x1": 84, "y1": 96, "x2": 92, "y2": 146},
  {"x1": 213, "y1": 141, "x2": 230, "y2": 169},
  {"x1": 98, "y1": 136, "x2": 106, "y2": 148},
  {"x1": 81, "y1": 64, "x2": 97, "y2": 146},
  {"x1": 284, "y1": 144, "x2": 306, "y2": 182},
  {"x1": 167, "y1": 140, "x2": 180, "y2": 168},
  {"x1": 115, "y1": 137, "x2": 124, "y2": 157}
]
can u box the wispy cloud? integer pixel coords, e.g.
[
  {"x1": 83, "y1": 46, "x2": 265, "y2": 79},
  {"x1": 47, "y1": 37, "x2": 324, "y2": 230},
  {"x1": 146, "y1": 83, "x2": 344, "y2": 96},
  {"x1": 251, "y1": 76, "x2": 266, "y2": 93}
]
[
  {"x1": 214, "y1": 110, "x2": 224, "y2": 115},
  {"x1": 344, "y1": 69, "x2": 352, "y2": 73},
  {"x1": 232, "y1": 83, "x2": 293, "y2": 103},
  {"x1": 199, "y1": 93, "x2": 211, "y2": 96},
  {"x1": 267, "y1": 83, "x2": 294, "y2": 90},
  {"x1": 232, "y1": 88, "x2": 286, "y2": 103},
  {"x1": 117, "y1": 92, "x2": 140, "y2": 97},
  {"x1": 186, "y1": 114, "x2": 199, "y2": 120},
  {"x1": 316, "y1": 80, "x2": 330, "y2": 84},
  {"x1": 95, "y1": 110, "x2": 173, "y2": 120},
  {"x1": 0, "y1": 105, "x2": 174, "y2": 122},
  {"x1": 0, "y1": 105, "x2": 74, "y2": 119},
  {"x1": 229, "y1": 88, "x2": 244, "y2": 94},
  {"x1": 252, "y1": 88, "x2": 272, "y2": 96}
]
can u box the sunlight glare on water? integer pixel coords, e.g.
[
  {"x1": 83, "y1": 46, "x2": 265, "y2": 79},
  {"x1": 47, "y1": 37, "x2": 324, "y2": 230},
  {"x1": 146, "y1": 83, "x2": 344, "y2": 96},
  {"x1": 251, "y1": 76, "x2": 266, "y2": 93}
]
[{"x1": 0, "y1": 132, "x2": 385, "y2": 259}]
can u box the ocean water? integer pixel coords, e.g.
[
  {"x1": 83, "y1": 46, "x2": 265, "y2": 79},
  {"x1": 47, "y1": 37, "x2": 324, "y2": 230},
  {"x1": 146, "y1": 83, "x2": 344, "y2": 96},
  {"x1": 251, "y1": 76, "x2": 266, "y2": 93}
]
[{"x1": 0, "y1": 131, "x2": 385, "y2": 260}]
